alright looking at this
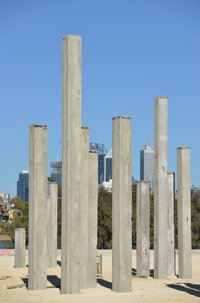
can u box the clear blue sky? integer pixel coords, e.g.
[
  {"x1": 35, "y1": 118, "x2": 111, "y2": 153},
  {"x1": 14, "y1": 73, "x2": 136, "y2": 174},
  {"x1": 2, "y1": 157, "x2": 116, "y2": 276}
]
[{"x1": 0, "y1": 0, "x2": 200, "y2": 197}]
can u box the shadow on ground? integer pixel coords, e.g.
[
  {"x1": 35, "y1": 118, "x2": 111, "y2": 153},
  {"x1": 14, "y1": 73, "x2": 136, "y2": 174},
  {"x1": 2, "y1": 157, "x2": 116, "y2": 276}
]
[
  {"x1": 167, "y1": 283, "x2": 200, "y2": 298},
  {"x1": 97, "y1": 278, "x2": 112, "y2": 289},
  {"x1": 21, "y1": 276, "x2": 61, "y2": 290}
]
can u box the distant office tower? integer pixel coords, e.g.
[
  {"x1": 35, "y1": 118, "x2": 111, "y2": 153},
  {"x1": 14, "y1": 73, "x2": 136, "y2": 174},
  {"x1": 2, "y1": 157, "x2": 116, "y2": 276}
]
[
  {"x1": 50, "y1": 161, "x2": 62, "y2": 185},
  {"x1": 104, "y1": 149, "x2": 112, "y2": 182},
  {"x1": 17, "y1": 170, "x2": 29, "y2": 201},
  {"x1": 140, "y1": 143, "x2": 154, "y2": 191},
  {"x1": 90, "y1": 143, "x2": 107, "y2": 185}
]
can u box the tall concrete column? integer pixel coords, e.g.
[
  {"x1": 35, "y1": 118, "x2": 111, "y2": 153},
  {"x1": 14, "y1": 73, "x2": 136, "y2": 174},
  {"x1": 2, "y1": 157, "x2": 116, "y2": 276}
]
[
  {"x1": 14, "y1": 228, "x2": 26, "y2": 268},
  {"x1": 88, "y1": 150, "x2": 98, "y2": 288},
  {"x1": 112, "y1": 116, "x2": 132, "y2": 293},
  {"x1": 61, "y1": 35, "x2": 82, "y2": 294},
  {"x1": 47, "y1": 182, "x2": 58, "y2": 268},
  {"x1": 136, "y1": 182, "x2": 150, "y2": 277},
  {"x1": 167, "y1": 172, "x2": 175, "y2": 276},
  {"x1": 28, "y1": 124, "x2": 47, "y2": 290},
  {"x1": 154, "y1": 96, "x2": 168, "y2": 279},
  {"x1": 177, "y1": 147, "x2": 192, "y2": 278},
  {"x1": 80, "y1": 126, "x2": 89, "y2": 289}
]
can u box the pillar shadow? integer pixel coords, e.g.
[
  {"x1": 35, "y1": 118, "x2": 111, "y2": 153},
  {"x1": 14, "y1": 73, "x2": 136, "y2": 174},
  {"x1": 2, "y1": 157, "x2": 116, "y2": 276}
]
[
  {"x1": 167, "y1": 283, "x2": 200, "y2": 298},
  {"x1": 97, "y1": 278, "x2": 112, "y2": 289},
  {"x1": 57, "y1": 260, "x2": 61, "y2": 267},
  {"x1": 47, "y1": 275, "x2": 61, "y2": 289},
  {"x1": 21, "y1": 277, "x2": 28, "y2": 289}
]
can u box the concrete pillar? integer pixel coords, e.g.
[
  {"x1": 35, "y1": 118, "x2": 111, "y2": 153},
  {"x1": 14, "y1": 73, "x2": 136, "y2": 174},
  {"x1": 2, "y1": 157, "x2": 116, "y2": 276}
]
[
  {"x1": 28, "y1": 124, "x2": 47, "y2": 290},
  {"x1": 88, "y1": 150, "x2": 98, "y2": 288},
  {"x1": 136, "y1": 182, "x2": 150, "y2": 277},
  {"x1": 112, "y1": 116, "x2": 132, "y2": 293},
  {"x1": 14, "y1": 228, "x2": 26, "y2": 268},
  {"x1": 61, "y1": 35, "x2": 82, "y2": 294},
  {"x1": 80, "y1": 126, "x2": 89, "y2": 289},
  {"x1": 177, "y1": 147, "x2": 192, "y2": 278},
  {"x1": 47, "y1": 182, "x2": 58, "y2": 268},
  {"x1": 154, "y1": 96, "x2": 168, "y2": 279},
  {"x1": 167, "y1": 172, "x2": 175, "y2": 276}
]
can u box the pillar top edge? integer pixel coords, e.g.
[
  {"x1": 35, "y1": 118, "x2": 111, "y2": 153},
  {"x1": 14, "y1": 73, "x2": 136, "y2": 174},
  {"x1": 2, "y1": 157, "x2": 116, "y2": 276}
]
[
  {"x1": 30, "y1": 124, "x2": 47, "y2": 129},
  {"x1": 62, "y1": 35, "x2": 81, "y2": 40},
  {"x1": 167, "y1": 171, "x2": 174, "y2": 175},
  {"x1": 89, "y1": 150, "x2": 98, "y2": 154},
  {"x1": 155, "y1": 96, "x2": 168, "y2": 99},
  {"x1": 81, "y1": 126, "x2": 89, "y2": 129},
  {"x1": 177, "y1": 146, "x2": 190, "y2": 150},
  {"x1": 112, "y1": 116, "x2": 131, "y2": 120}
]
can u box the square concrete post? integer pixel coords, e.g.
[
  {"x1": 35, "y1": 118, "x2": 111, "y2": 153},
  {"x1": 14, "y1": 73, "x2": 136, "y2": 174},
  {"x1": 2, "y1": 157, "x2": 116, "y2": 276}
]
[
  {"x1": 14, "y1": 228, "x2": 26, "y2": 268},
  {"x1": 47, "y1": 182, "x2": 58, "y2": 268},
  {"x1": 154, "y1": 96, "x2": 168, "y2": 279},
  {"x1": 112, "y1": 116, "x2": 132, "y2": 292},
  {"x1": 167, "y1": 172, "x2": 175, "y2": 276},
  {"x1": 177, "y1": 147, "x2": 192, "y2": 278},
  {"x1": 28, "y1": 124, "x2": 47, "y2": 290},
  {"x1": 80, "y1": 126, "x2": 89, "y2": 289},
  {"x1": 136, "y1": 182, "x2": 150, "y2": 277},
  {"x1": 61, "y1": 35, "x2": 82, "y2": 294},
  {"x1": 88, "y1": 150, "x2": 98, "y2": 288}
]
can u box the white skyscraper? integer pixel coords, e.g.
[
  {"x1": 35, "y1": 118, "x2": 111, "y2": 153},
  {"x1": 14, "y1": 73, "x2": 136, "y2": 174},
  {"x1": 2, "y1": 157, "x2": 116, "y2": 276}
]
[{"x1": 140, "y1": 143, "x2": 154, "y2": 191}]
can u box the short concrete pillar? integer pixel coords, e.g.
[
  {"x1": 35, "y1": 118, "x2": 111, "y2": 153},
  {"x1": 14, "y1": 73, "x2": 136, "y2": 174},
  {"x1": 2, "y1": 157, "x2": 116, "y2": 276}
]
[
  {"x1": 61, "y1": 35, "x2": 82, "y2": 294},
  {"x1": 154, "y1": 96, "x2": 168, "y2": 279},
  {"x1": 15, "y1": 228, "x2": 26, "y2": 268},
  {"x1": 167, "y1": 172, "x2": 175, "y2": 276},
  {"x1": 177, "y1": 147, "x2": 192, "y2": 278},
  {"x1": 88, "y1": 150, "x2": 98, "y2": 288},
  {"x1": 136, "y1": 182, "x2": 150, "y2": 277},
  {"x1": 112, "y1": 116, "x2": 132, "y2": 293},
  {"x1": 28, "y1": 124, "x2": 48, "y2": 290},
  {"x1": 47, "y1": 182, "x2": 58, "y2": 268},
  {"x1": 80, "y1": 127, "x2": 89, "y2": 289}
]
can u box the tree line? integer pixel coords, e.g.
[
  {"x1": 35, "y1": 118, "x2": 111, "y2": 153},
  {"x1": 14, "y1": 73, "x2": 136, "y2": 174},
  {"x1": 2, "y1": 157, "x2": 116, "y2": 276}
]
[{"x1": 1, "y1": 184, "x2": 200, "y2": 249}]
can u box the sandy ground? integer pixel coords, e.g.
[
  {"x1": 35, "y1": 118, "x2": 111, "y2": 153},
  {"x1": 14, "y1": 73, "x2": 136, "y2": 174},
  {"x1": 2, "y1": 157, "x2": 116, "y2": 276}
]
[{"x1": 0, "y1": 250, "x2": 200, "y2": 303}]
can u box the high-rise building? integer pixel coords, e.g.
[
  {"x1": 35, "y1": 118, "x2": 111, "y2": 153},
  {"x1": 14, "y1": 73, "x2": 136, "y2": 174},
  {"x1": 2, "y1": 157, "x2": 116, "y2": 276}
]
[
  {"x1": 50, "y1": 161, "x2": 62, "y2": 185},
  {"x1": 140, "y1": 143, "x2": 154, "y2": 191},
  {"x1": 104, "y1": 149, "x2": 112, "y2": 182},
  {"x1": 90, "y1": 143, "x2": 107, "y2": 185},
  {"x1": 17, "y1": 170, "x2": 29, "y2": 201}
]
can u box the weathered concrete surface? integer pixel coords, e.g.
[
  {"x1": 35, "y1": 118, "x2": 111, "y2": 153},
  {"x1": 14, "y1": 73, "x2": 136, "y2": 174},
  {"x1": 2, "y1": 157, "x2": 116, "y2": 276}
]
[
  {"x1": 47, "y1": 182, "x2": 58, "y2": 268},
  {"x1": 80, "y1": 127, "x2": 89, "y2": 289},
  {"x1": 112, "y1": 116, "x2": 132, "y2": 292},
  {"x1": 88, "y1": 150, "x2": 98, "y2": 288},
  {"x1": 177, "y1": 147, "x2": 192, "y2": 279},
  {"x1": 28, "y1": 124, "x2": 48, "y2": 290},
  {"x1": 14, "y1": 228, "x2": 26, "y2": 268},
  {"x1": 136, "y1": 182, "x2": 150, "y2": 277},
  {"x1": 61, "y1": 35, "x2": 82, "y2": 294},
  {"x1": 154, "y1": 96, "x2": 168, "y2": 279},
  {"x1": 167, "y1": 172, "x2": 175, "y2": 276}
]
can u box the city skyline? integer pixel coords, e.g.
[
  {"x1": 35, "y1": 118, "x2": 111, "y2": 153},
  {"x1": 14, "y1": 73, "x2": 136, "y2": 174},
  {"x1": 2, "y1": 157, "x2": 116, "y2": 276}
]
[{"x1": 0, "y1": 1, "x2": 200, "y2": 197}]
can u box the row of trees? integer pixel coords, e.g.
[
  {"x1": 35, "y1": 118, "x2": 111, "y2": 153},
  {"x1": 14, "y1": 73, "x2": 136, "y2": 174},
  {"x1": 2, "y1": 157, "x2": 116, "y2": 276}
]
[{"x1": 1, "y1": 185, "x2": 200, "y2": 249}]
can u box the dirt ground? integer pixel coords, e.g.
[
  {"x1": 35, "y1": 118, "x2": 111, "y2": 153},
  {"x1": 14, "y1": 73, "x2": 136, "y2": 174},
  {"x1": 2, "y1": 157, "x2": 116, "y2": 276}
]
[{"x1": 0, "y1": 250, "x2": 200, "y2": 303}]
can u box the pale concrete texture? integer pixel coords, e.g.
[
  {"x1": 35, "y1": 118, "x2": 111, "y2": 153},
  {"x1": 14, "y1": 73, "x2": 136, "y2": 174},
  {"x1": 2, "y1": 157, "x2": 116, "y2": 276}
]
[
  {"x1": 167, "y1": 172, "x2": 175, "y2": 276},
  {"x1": 28, "y1": 124, "x2": 48, "y2": 290},
  {"x1": 136, "y1": 182, "x2": 150, "y2": 277},
  {"x1": 112, "y1": 116, "x2": 132, "y2": 292},
  {"x1": 61, "y1": 35, "x2": 82, "y2": 294},
  {"x1": 80, "y1": 127, "x2": 89, "y2": 289},
  {"x1": 154, "y1": 96, "x2": 168, "y2": 279},
  {"x1": 47, "y1": 182, "x2": 58, "y2": 268},
  {"x1": 88, "y1": 150, "x2": 98, "y2": 288},
  {"x1": 177, "y1": 147, "x2": 192, "y2": 278},
  {"x1": 14, "y1": 228, "x2": 25, "y2": 268}
]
